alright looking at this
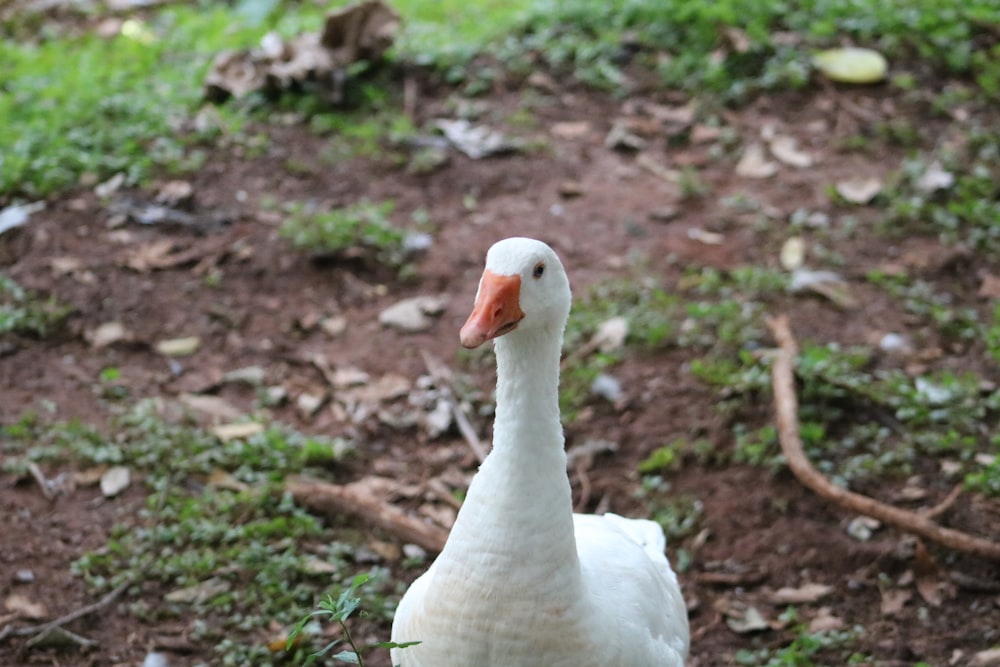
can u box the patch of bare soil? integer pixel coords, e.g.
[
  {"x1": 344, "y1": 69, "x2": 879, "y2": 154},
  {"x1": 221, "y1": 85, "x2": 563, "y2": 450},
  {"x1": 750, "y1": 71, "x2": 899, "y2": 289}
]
[{"x1": 2, "y1": 73, "x2": 999, "y2": 667}]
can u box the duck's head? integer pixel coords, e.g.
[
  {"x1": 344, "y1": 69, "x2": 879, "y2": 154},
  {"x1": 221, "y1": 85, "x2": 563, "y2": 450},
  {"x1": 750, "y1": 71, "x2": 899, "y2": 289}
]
[{"x1": 460, "y1": 237, "x2": 571, "y2": 349}]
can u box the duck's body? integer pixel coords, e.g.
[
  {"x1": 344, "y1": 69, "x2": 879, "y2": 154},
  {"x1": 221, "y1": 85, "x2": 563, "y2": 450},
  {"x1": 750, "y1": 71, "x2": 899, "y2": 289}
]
[{"x1": 391, "y1": 238, "x2": 689, "y2": 667}]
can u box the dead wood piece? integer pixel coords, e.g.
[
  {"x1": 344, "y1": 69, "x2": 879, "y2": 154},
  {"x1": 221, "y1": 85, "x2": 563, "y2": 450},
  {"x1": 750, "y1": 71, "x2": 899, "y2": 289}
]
[
  {"x1": 287, "y1": 475, "x2": 448, "y2": 554},
  {"x1": 0, "y1": 577, "x2": 133, "y2": 644},
  {"x1": 766, "y1": 314, "x2": 1000, "y2": 562}
]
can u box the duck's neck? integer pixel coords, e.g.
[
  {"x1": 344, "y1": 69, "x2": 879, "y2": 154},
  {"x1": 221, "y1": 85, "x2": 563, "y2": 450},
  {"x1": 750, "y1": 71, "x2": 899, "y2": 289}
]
[{"x1": 443, "y1": 324, "x2": 579, "y2": 576}]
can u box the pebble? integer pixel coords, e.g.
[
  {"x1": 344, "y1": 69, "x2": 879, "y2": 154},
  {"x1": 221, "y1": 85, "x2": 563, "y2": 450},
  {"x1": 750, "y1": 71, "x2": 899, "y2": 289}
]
[
  {"x1": 13, "y1": 569, "x2": 35, "y2": 584},
  {"x1": 379, "y1": 296, "x2": 448, "y2": 333}
]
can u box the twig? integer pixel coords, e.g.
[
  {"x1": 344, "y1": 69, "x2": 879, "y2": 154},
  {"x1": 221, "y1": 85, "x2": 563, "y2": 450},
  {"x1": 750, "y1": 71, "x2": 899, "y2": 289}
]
[
  {"x1": 766, "y1": 314, "x2": 1000, "y2": 562},
  {"x1": 27, "y1": 463, "x2": 55, "y2": 501},
  {"x1": 920, "y1": 484, "x2": 963, "y2": 520},
  {"x1": 0, "y1": 577, "x2": 133, "y2": 643},
  {"x1": 287, "y1": 475, "x2": 448, "y2": 554},
  {"x1": 420, "y1": 350, "x2": 487, "y2": 464}
]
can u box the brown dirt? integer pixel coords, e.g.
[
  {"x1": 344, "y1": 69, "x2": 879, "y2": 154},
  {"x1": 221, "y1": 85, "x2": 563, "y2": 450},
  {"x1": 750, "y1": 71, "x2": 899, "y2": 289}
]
[{"x1": 3, "y1": 68, "x2": 1000, "y2": 667}]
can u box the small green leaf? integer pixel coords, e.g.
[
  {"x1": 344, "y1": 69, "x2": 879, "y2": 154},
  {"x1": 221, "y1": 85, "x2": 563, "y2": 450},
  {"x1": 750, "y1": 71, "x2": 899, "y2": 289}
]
[{"x1": 332, "y1": 650, "x2": 360, "y2": 664}]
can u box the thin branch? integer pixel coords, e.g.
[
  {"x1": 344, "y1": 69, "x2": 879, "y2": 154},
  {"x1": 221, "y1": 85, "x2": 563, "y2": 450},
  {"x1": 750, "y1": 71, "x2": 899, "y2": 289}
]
[
  {"x1": 287, "y1": 475, "x2": 448, "y2": 554},
  {"x1": 766, "y1": 314, "x2": 1000, "y2": 562},
  {"x1": 0, "y1": 577, "x2": 133, "y2": 643}
]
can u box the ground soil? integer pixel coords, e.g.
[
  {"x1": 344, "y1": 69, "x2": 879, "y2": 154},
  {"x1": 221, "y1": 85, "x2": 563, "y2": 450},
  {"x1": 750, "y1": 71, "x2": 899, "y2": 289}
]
[{"x1": 2, "y1": 58, "x2": 1000, "y2": 667}]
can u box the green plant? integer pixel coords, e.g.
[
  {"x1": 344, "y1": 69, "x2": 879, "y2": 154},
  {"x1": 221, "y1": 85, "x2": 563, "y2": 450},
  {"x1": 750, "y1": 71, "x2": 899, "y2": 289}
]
[
  {"x1": 558, "y1": 277, "x2": 680, "y2": 417},
  {"x1": 867, "y1": 271, "x2": 981, "y2": 343},
  {"x1": 0, "y1": 6, "x2": 268, "y2": 198},
  {"x1": 279, "y1": 199, "x2": 411, "y2": 268},
  {"x1": 735, "y1": 625, "x2": 859, "y2": 666},
  {"x1": 634, "y1": 475, "x2": 704, "y2": 542},
  {"x1": 485, "y1": 0, "x2": 1000, "y2": 100},
  {"x1": 288, "y1": 572, "x2": 420, "y2": 666},
  {"x1": 0, "y1": 274, "x2": 70, "y2": 337},
  {"x1": 879, "y1": 132, "x2": 1000, "y2": 255},
  {"x1": 3, "y1": 400, "x2": 365, "y2": 666},
  {"x1": 693, "y1": 337, "x2": 1000, "y2": 493}
]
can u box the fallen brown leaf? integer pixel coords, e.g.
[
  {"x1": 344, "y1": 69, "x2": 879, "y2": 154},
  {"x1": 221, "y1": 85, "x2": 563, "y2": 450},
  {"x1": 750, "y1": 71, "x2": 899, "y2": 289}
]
[{"x1": 913, "y1": 541, "x2": 956, "y2": 606}]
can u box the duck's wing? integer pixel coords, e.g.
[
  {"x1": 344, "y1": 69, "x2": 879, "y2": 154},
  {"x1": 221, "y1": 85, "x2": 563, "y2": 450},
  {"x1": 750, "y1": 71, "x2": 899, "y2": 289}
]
[{"x1": 573, "y1": 512, "x2": 690, "y2": 665}]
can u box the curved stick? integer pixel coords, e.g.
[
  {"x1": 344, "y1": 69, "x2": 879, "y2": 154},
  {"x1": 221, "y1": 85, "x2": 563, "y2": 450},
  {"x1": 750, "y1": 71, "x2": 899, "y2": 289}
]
[{"x1": 766, "y1": 314, "x2": 1000, "y2": 561}]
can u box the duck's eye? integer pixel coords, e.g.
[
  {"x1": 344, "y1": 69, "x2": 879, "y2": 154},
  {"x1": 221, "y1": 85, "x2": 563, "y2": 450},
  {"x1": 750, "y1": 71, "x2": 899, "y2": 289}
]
[{"x1": 532, "y1": 262, "x2": 545, "y2": 279}]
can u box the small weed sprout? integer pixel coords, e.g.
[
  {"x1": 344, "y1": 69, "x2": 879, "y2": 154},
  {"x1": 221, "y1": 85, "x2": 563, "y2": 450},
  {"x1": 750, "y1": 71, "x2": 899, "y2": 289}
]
[
  {"x1": 288, "y1": 573, "x2": 419, "y2": 666},
  {"x1": 279, "y1": 199, "x2": 412, "y2": 269},
  {"x1": 0, "y1": 274, "x2": 70, "y2": 338}
]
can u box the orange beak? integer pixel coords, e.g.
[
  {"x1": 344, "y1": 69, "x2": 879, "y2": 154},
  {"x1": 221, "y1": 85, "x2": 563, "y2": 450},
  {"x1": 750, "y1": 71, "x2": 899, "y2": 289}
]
[{"x1": 460, "y1": 270, "x2": 524, "y2": 349}]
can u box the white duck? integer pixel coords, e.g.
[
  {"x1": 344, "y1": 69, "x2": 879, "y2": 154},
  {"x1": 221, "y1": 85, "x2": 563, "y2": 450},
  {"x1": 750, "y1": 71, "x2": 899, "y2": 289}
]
[{"x1": 390, "y1": 237, "x2": 689, "y2": 667}]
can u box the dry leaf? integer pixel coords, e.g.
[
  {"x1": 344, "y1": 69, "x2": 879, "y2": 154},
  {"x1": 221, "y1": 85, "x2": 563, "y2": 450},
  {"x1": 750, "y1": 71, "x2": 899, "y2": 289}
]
[
  {"x1": 437, "y1": 119, "x2": 520, "y2": 159},
  {"x1": 970, "y1": 648, "x2": 1000, "y2": 666},
  {"x1": 836, "y1": 177, "x2": 882, "y2": 204},
  {"x1": 155, "y1": 336, "x2": 201, "y2": 357},
  {"x1": 296, "y1": 392, "x2": 326, "y2": 418},
  {"x1": 155, "y1": 180, "x2": 194, "y2": 207},
  {"x1": 846, "y1": 515, "x2": 881, "y2": 541},
  {"x1": 714, "y1": 597, "x2": 771, "y2": 634},
  {"x1": 770, "y1": 583, "x2": 833, "y2": 604},
  {"x1": 807, "y1": 607, "x2": 845, "y2": 632},
  {"x1": 165, "y1": 577, "x2": 230, "y2": 604},
  {"x1": 915, "y1": 160, "x2": 954, "y2": 192},
  {"x1": 87, "y1": 321, "x2": 131, "y2": 348},
  {"x1": 178, "y1": 393, "x2": 243, "y2": 421},
  {"x1": 687, "y1": 228, "x2": 726, "y2": 245},
  {"x1": 5, "y1": 593, "x2": 49, "y2": 620},
  {"x1": 550, "y1": 121, "x2": 592, "y2": 140},
  {"x1": 368, "y1": 539, "x2": 402, "y2": 562},
  {"x1": 769, "y1": 135, "x2": 813, "y2": 168},
  {"x1": 212, "y1": 422, "x2": 265, "y2": 441},
  {"x1": 913, "y1": 541, "x2": 955, "y2": 606},
  {"x1": 301, "y1": 556, "x2": 339, "y2": 574},
  {"x1": 207, "y1": 468, "x2": 250, "y2": 492},
  {"x1": 736, "y1": 143, "x2": 777, "y2": 179},
  {"x1": 978, "y1": 273, "x2": 1000, "y2": 299},
  {"x1": 320, "y1": 316, "x2": 348, "y2": 337},
  {"x1": 790, "y1": 268, "x2": 858, "y2": 309},
  {"x1": 780, "y1": 237, "x2": 806, "y2": 271},
  {"x1": 880, "y1": 588, "x2": 912, "y2": 616},
  {"x1": 73, "y1": 465, "x2": 108, "y2": 487},
  {"x1": 725, "y1": 604, "x2": 770, "y2": 634},
  {"x1": 100, "y1": 466, "x2": 131, "y2": 497},
  {"x1": 205, "y1": 0, "x2": 400, "y2": 101},
  {"x1": 591, "y1": 317, "x2": 629, "y2": 354},
  {"x1": 125, "y1": 239, "x2": 179, "y2": 272},
  {"x1": 49, "y1": 256, "x2": 84, "y2": 276}
]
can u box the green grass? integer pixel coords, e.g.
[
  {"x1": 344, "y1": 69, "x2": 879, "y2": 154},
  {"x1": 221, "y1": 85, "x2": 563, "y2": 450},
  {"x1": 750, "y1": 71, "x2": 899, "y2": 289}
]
[
  {"x1": 879, "y1": 129, "x2": 1000, "y2": 255},
  {"x1": 4, "y1": 0, "x2": 997, "y2": 199},
  {"x1": 0, "y1": 274, "x2": 70, "y2": 338},
  {"x1": 492, "y1": 0, "x2": 1000, "y2": 98},
  {"x1": 735, "y1": 623, "x2": 862, "y2": 666},
  {"x1": 0, "y1": 7, "x2": 260, "y2": 198},
  {"x1": 1, "y1": 400, "x2": 398, "y2": 666},
  {"x1": 279, "y1": 198, "x2": 425, "y2": 273},
  {"x1": 695, "y1": 340, "x2": 1000, "y2": 492}
]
